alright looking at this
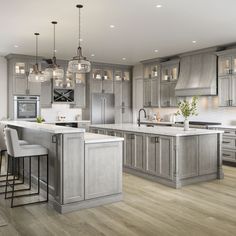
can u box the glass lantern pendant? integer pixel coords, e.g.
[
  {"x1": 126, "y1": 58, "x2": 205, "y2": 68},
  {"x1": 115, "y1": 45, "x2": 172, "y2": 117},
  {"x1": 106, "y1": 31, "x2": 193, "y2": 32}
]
[
  {"x1": 44, "y1": 21, "x2": 64, "y2": 81},
  {"x1": 28, "y1": 33, "x2": 46, "y2": 82},
  {"x1": 68, "y1": 4, "x2": 91, "y2": 74}
]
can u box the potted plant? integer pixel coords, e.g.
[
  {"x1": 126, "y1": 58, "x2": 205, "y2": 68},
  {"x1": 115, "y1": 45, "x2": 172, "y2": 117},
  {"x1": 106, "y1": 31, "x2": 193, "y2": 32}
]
[
  {"x1": 36, "y1": 116, "x2": 45, "y2": 123},
  {"x1": 175, "y1": 96, "x2": 198, "y2": 131}
]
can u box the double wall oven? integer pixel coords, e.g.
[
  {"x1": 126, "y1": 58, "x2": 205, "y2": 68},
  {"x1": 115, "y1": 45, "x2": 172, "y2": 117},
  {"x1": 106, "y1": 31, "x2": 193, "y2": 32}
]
[{"x1": 14, "y1": 96, "x2": 40, "y2": 120}]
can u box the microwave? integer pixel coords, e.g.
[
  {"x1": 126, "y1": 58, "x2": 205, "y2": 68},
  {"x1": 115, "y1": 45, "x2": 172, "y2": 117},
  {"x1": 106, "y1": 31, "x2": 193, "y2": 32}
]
[{"x1": 14, "y1": 96, "x2": 40, "y2": 120}]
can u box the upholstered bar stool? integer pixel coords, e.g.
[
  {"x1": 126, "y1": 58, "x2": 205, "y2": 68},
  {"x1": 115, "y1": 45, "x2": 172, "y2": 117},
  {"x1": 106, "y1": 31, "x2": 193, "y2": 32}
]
[
  {"x1": 4, "y1": 128, "x2": 49, "y2": 208},
  {"x1": 0, "y1": 123, "x2": 28, "y2": 186}
]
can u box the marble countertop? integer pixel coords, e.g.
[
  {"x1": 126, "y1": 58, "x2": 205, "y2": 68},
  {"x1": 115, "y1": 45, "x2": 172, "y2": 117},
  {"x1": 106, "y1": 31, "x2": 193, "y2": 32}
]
[
  {"x1": 84, "y1": 133, "x2": 124, "y2": 144},
  {"x1": 140, "y1": 120, "x2": 175, "y2": 125},
  {"x1": 209, "y1": 125, "x2": 236, "y2": 129},
  {"x1": 0, "y1": 121, "x2": 85, "y2": 134},
  {"x1": 90, "y1": 124, "x2": 223, "y2": 137}
]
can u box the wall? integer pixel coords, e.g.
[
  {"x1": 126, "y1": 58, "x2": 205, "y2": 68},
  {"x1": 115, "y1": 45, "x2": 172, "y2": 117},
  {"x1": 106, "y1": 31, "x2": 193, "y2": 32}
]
[
  {"x1": 0, "y1": 56, "x2": 7, "y2": 119},
  {"x1": 132, "y1": 63, "x2": 236, "y2": 125},
  {"x1": 41, "y1": 104, "x2": 82, "y2": 122}
]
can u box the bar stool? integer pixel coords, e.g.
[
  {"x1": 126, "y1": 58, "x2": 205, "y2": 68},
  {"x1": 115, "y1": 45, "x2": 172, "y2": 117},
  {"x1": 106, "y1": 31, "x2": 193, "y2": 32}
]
[
  {"x1": 0, "y1": 124, "x2": 29, "y2": 189},
  {"x1": 4, "y1": 128, "x2": 49, "y2": 208}
]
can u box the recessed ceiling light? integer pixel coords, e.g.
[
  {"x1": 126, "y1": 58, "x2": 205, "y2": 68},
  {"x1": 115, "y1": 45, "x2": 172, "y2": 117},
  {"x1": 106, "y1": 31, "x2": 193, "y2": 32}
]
[
  {"x1": 154, "y1": 49, "x2": 158, "y2": 53},
  {"x1": 192, "y1": 40, "x2": 197, "y2": 44},
  {"x1": 110, "y1": 25, "x2": 115, "y2": 28},
  {"x1": 91, "y1": 54, "x2": 95, "y2": 57},
  {"x1": 14, "y1": 45, "x2": 19, "y2": 48},
  {"x1": 156, "y1": 4, "x2": 163, "y2": 8},
  {"x1": 122, "y1": 57, "x2": 126, "y2": 60},
  {"x1": 79, "y1": 38, "x2": 83, "y2": 42}
]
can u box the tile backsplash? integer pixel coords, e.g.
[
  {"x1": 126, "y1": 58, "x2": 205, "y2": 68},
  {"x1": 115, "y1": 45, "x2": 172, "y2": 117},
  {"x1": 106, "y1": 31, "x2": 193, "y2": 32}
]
[{"x1": 41, "y1": 104, "x2": 82, "y2": 122}]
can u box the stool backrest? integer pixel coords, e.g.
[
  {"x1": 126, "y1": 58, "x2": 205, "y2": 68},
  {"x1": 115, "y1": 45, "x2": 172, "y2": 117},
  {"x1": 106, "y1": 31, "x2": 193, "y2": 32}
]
[
  {"x1": 0, "y1": 123, "x2": 7, "y2": 151},
  {"x1": 4, "y1": 128, "x2": 21, "y2": 157}
]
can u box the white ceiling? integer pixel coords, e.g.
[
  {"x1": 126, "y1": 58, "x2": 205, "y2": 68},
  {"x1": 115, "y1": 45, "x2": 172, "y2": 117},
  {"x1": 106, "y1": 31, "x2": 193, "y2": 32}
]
[{"x1": 1, "y1": 0, "x2": 236, "y2": 65}]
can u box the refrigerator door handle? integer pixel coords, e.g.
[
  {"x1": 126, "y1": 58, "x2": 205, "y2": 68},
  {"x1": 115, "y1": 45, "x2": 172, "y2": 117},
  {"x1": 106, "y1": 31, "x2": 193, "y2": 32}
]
[
  {"x1": 103, "y1": 98, "x2": 106, "y2": 124},
  {"x1": 101, "y1": 98, "x2": 104, "y2": 124}
]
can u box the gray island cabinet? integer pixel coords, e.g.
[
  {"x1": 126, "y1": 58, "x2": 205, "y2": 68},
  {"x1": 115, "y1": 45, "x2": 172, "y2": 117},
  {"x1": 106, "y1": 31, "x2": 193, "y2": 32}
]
[
  {"x1": 0, "y1": 121, "x2": 123, "y2": 214},
  {"x1": 89, "y1": 124, "x2": 224, "y2": 188}
]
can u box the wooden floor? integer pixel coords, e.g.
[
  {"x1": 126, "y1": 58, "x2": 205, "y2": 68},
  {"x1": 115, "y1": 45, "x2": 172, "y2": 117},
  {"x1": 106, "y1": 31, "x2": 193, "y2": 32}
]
[{"x1": 0, "y1": 165, "x2": 236, "y2": 236}]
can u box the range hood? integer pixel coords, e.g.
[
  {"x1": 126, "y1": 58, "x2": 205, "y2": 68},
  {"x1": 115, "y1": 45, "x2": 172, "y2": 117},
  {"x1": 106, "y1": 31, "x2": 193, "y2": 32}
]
[{"x1": 175, "y1": 52, "x2": 217, "y2": 96}]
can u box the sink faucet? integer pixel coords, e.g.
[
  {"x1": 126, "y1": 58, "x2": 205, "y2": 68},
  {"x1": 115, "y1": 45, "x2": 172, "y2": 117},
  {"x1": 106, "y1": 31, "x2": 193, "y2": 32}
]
[{"x1": 137, "y1": 108, "x2": 147, "y2": 127}]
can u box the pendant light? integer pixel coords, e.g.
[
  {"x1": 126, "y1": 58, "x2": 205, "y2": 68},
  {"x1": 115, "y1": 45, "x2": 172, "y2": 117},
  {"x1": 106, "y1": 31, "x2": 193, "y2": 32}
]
[
  {"x1": 68, "y1": 4, "x2": 91, "y2": 74},
  {"x1": 44, "y1": 21, "x2": 64, "y2": 81},
  {"x1": 28, "y1": 33, "x2": 46, "y2": 82}
]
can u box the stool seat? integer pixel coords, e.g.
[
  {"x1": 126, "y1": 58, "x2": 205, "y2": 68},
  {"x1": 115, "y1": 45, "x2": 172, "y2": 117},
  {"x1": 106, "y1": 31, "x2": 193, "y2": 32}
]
[
  {"x1": 16, "y1": 144, "x2": 48, "y2": 157},
  {"x1": 19, "y1": 140, "x2": 29, "y2": 145}
]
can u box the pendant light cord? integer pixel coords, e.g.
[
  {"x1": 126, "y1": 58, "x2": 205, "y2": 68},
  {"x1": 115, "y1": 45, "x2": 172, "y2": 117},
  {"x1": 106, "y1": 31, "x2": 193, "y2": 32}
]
[
  {"x1": 53, "y1": 23, "x2": 56, "y2": 58},
  {"x1": 78, "y1": 6, "x2": 81, "y2": 48},
  {"x1": 35, "y1": 33, "x2": 39, "y2": 65}
]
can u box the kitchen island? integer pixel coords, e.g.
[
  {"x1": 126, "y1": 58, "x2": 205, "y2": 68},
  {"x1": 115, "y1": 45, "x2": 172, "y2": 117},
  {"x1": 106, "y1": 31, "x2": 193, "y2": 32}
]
[
  {"x1": 0, "y1": 121, "x2": 123, "y2": 213},
  {"x1": 89, "y1": 124, "x2": 224, "y2": 188}
]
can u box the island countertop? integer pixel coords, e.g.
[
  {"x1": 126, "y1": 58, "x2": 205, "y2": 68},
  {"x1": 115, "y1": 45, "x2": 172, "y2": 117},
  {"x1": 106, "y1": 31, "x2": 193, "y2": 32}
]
[
  {"x1": 84, "y1": 133, "x2": 124, "y2": 144},
  {"x1": 90, "y1": 123, "x2": 223, "y2": 137},
  {"x1": 0, "y1": 121, "x2": 85, "y2": 134}
]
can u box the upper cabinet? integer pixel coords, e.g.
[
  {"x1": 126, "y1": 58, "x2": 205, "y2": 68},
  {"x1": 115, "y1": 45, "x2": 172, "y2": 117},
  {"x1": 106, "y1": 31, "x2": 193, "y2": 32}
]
[
  {"x1": 161, "y1": 61, "x2": 179, "y2": 82},
  {"x1": 217, "y1": 49, "x2": 236, "y2": 107},
  {"x1": 143, "y1": 63, "x2": 160, "y2": 79}
]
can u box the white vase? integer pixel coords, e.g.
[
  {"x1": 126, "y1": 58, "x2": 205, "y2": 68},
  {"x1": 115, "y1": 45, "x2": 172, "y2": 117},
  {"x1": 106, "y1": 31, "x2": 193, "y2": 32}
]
[{"x1": 184, "y1": 119, "x2": 189, "y2": 131}]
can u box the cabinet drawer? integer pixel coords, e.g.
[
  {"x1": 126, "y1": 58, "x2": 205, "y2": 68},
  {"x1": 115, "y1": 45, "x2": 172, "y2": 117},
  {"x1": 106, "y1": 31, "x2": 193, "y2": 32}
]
[
  {"x1": 222, "y1": 150, "x2": 236, "y2": 161},
  {"x1": 223, "y1": 129, "x2": 236, "y2": 136},
  {"x1": 222, "y1": 137, "x2": 236, "y2": 148}
]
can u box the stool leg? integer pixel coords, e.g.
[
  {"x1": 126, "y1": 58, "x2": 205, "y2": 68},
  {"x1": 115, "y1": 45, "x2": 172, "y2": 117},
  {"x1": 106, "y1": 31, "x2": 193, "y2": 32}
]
[
  {"x1": 38, "y1": 156, "x2": 40, "y2": 194},
  {"x1": 47, "y1": 154, "x2": 49, "y2": 202},
  {"x1": 11, "y1": 158, "x2": 16, "y2": 208},
  {"x1": 29, "y1": 157, "x2": 31, "y2": 190},
  {"x1": 22, "y1": 157, "x2": 25, "y2": 184},
  {"x1": 0, "y1": 150, "x2": 2, "y2": 174},
  {"x1": 4, "y1": 155, "x2": 10, "y2": 199}
]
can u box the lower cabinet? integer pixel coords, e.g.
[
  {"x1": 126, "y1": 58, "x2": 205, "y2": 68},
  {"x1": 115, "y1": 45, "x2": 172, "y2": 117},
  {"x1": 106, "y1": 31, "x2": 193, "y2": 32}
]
[
  {"x1": 85, "y1": 142, "x2": 122, "y2": 200},
  {"x1": 145, "y1": 135, "x2": 172, "y2": 179}
]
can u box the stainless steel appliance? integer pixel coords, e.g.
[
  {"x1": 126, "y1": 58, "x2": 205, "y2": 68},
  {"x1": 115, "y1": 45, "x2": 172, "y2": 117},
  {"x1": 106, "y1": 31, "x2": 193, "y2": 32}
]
[
  {"x1": 91, "y1": 93, "x2": 115, "y2": 124},
  {"x1": 14, "y1": 96, "x2": 40, "y2": 120}
]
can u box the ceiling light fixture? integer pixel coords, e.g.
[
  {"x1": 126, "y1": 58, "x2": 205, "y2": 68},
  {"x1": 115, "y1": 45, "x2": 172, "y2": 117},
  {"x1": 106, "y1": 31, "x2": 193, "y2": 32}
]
[
  {"x1": 28, "y1": 33, "x2": 46, "y2": 82},
  {"x1": 192, "y1": 40, "x2": 197, "y2": 43},
  {"x1": 91, "y1": 54, "x2": 95, "y2": 57},
  {"x1": 110, "y1": 25, "x2": 115, "y2": 28},
  {"x1": 122, "y1": 57, "x2": 126, "y2": 60},
  {"x1": 68, "y1": 4, "x2": 91, "y2": 74},
  {"x1": 44, "y1": 21, "x2": 64, "y2": 81},
  {"x1": 156, "y1": 4, "x2": 163, "y2": 8},
  {"x1": 154, "y1": 49, "x2": 158, "y2": 52},
  {"x1": 14, "y1": 45, "x2": 19, "y2": 48}
]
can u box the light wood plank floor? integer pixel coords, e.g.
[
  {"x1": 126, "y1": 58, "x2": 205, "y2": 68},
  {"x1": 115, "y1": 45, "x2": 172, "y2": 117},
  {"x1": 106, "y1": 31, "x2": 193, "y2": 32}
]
[{"x1": 0, "y1": 165, "x2": 236, "y2": 236}]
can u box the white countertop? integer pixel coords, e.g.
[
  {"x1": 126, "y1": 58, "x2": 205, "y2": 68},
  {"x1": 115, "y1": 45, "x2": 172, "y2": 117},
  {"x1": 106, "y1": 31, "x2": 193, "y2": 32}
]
[
  {"x1": 209, "y1": 125, "x2": 236, "y2": 129},
  {"x1": 84, "y1": 133, "x2": 124, "y2": 144},
  {"x1": 90, "y1": 124, "x2": 223, "y2": 137},
  {"x1": 140, "y1": 120, "x2": 175, "y2": 125},
  {"x1": 44, "y1": 120, "x2": 91, "y2": 124},
  {"x1": 0, "y1": 121, "x2": 85, "y2": 134}
]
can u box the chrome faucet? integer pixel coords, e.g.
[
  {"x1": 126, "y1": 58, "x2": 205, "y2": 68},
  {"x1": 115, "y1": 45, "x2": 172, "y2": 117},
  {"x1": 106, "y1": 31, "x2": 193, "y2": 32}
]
[{"x1": 137, "y1": 108, "x2": 147, "y2": 127}]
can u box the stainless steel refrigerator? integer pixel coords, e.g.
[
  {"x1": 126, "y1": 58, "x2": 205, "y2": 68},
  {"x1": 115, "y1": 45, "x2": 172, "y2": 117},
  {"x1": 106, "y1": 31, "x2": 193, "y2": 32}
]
[{"x1": 91, "y1": 93, "x2": 115, "y2": 124}]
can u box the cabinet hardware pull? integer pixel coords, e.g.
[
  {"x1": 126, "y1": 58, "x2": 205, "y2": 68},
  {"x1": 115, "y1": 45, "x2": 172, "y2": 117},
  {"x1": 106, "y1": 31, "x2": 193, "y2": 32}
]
[
  {"x1": 224, "y1": 131, "x2": 231, "y2": 134},
  {"x1": 222, "y1": 141, "x2": 231, "y2": 144},
  {"x1": 155, "y1": 137, "x2": 159, "y2": 143},
  {"x1": 223, "y1": 153, "x2": 231, "y2": 157}
]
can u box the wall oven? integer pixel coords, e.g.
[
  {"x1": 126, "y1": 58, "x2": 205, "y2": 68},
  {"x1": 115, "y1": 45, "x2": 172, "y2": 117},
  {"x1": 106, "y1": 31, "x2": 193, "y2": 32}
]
[{"x1": 14, "y1": 96, "x2": 40, "y2": 120}]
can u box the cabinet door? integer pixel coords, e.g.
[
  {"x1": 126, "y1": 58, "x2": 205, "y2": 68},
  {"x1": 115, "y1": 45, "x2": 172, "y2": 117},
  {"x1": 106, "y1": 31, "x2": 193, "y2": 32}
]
[
  {"x1": 231, "y1": 75, "x2": 236, "y2": 106},
  {"x1": 122, "y1": 81, "x2": 132, "y2": 107},
  {"x1": 124, "y1": 133, "x2": 134, "y2": 167},
  {"x1": 169, "y1": 82, "x2": 177, "y2": 107},
  {"x1": 122, "y1": 107, "x2": 132, "y2": 123},
  {"x1": 232, "y1": 55, "x2": 236, "y2": 75},
  {"x1": 133, "y1": 134, "x2": 145, "y2": 170},
  {"x1": 146, "y1": 136, "x2": 158, "y2": 175},
  {"x1": 151, "y1": 79, "x2": 159, "y2": 107},
  {"x1": 218, "y1": 76, "x2": 230, "y2": 107},
  {"x1": 115, "y1": 108, "x2": 123, "y2": 124},
  {"x1": 102, "y1": 80, "x2": 113, "y2": 93},
  {"x1": 91, "y1": 80, "x2": 102, "y2": 93},
  {"x1": 28, "y1": 81, "x2": 41, "y2": 95},
  {"x1": 114, "y1": 81, "x2": 122, "y2": 107},
  {"x1": 218, "y1": 56, "x2": 232, "y2": 76},
  {"x1": 143, "y1": 79, "x2": 151, "y2": 107},
  {"x1": 74, "y1": 84, "x2": 86, "y2": 108},
  {"x1": 40, "y1": 81, "x2": 52, "y2": 108},
  {"x1": 14, "y1": 76, "x2": 27, "y2": 95},
  {"x1": 160, "y1": 83, "x2": 170, "y2": 107}
]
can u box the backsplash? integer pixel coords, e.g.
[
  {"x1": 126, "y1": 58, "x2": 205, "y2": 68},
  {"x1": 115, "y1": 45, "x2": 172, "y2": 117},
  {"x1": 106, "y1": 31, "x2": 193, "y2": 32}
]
[
  {"x1": 147, "y1": 96, "x2": 236, "y2": 125},
  {"x1": 41, "y1": 104, "x2": 82, "y2": 122}
]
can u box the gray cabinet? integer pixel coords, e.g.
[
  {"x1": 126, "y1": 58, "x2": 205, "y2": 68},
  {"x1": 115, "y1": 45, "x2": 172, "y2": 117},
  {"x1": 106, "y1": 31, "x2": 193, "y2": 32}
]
[
  {"x1": 218, "y1": 76, "x2": 231, "y2": 106},
  {"x1": 40, "y1": 80, "x2": 52, "y2": 108},
  {"x1": 123, "y1": 132, "x2": 145, "y2": 170},
  {"x1": 150, "y1": 78, "x2": 160, "y2": 107},
  {"x1": 115, "y1": 107, "x2": 132, "y2": 124},
  {"x1": 145, "y1": 135, "x2": 172, "y2": 179},
  {"x1": 143, "y1": 79, "x2": 151, "y2": 107},
  {"x1": 73, "y1": 83, "x2": 86, "y2": 108},
  {"x1": 160, "y1": 82, "x2": 177, "y2": 107},
  {"x1": 114, "y1": 81, "x2": 132, "y2": 107}
]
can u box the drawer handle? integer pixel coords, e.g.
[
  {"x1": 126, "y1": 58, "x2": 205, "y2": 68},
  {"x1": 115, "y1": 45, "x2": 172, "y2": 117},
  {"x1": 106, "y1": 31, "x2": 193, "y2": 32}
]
[
  {"x1": 224, "y1": 131, "x2": 231, "y2": 134},
  {"x1": 223, "y1": 141, "x2": 231, "y2": 144},
  {"x1": 223, "y1": 153, "x2": 231, "y2": 157}
]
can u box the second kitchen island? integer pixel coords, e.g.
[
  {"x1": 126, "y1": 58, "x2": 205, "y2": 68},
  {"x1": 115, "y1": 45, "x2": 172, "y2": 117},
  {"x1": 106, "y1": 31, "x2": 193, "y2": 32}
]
[{"x1": 89, "y1": 124, "x2": 224, "y2": 188}]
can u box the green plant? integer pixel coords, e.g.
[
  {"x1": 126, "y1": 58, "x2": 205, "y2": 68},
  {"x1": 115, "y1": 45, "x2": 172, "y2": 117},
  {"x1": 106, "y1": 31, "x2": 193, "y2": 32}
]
[
  {"x1": 175, "y1": 96, "x2": 198, "y2": 120},
  {"x1": 36, "y1": 116, "x2": 45, "y2": 123}
]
